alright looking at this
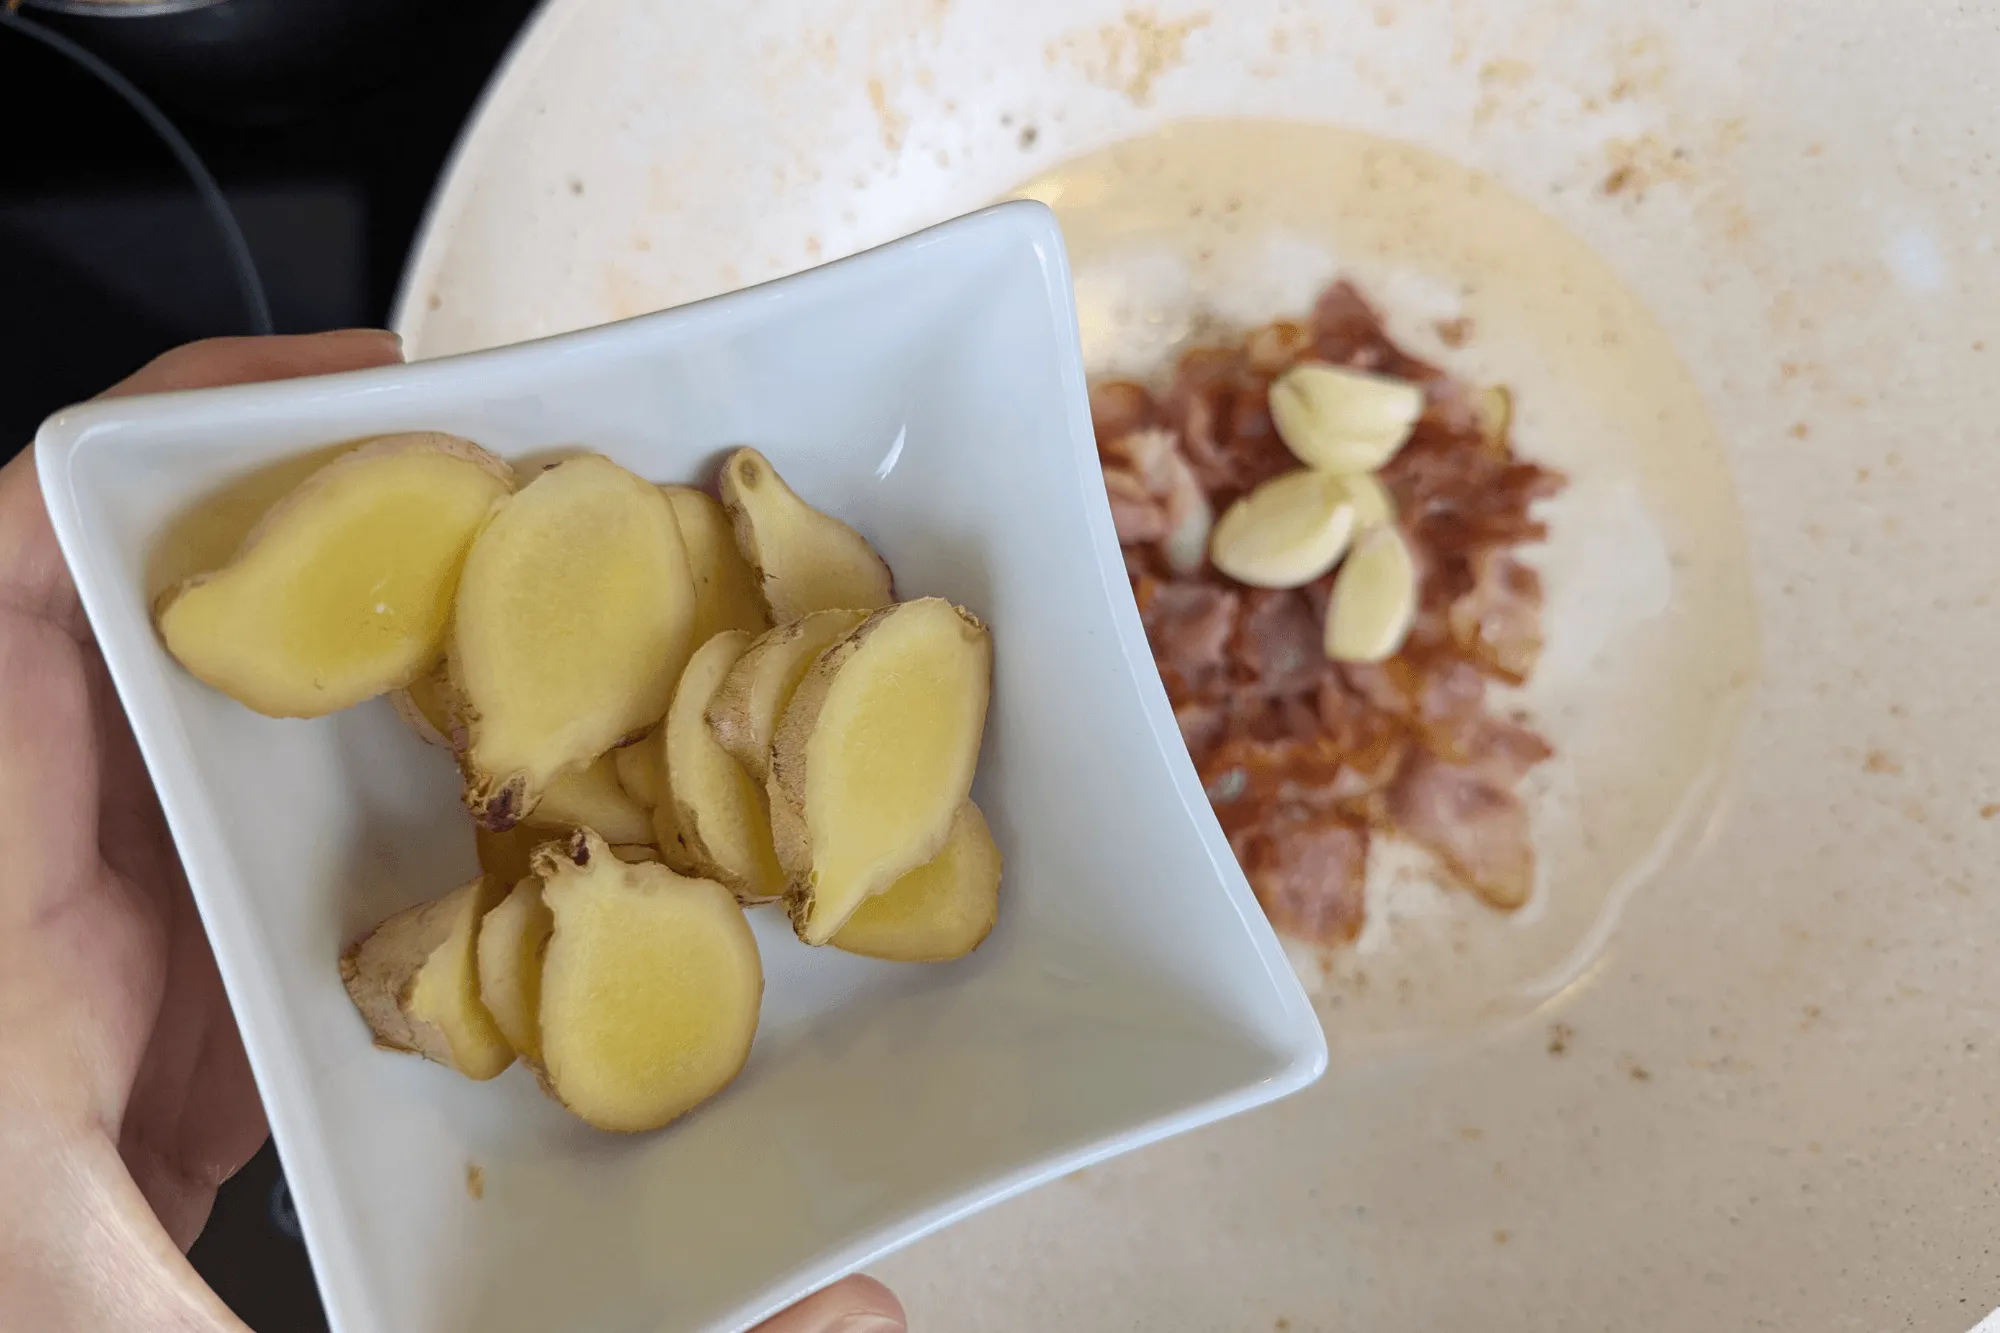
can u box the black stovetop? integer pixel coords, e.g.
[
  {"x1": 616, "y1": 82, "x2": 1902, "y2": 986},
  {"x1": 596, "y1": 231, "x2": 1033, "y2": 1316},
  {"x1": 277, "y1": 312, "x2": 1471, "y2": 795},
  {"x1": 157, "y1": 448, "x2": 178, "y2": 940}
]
[
  {"x1": 0, "y1": 0, "x2": 539, "y2": 450},
  {"x1": 1, "y1": 5, "x2": 541, "y2": 1325}
]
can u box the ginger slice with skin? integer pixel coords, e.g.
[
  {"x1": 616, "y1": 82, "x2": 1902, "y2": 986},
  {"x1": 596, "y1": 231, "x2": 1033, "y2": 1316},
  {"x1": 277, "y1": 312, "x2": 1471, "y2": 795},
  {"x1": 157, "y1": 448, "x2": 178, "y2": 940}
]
[
  {"x1": 452, "y1": 454, "x2": 697, "y2": 829},
  {"x1": 475, "y1": 878, "x2": 552, "y2": 1061},
  {"x1": 612, "y1": 729, "x2": 665, "y2": 808},
  {"x1": 473, "y1": 843, "x2": 660, "y2": 1062},
  {"x1": 772, "y1": 598, "x2": 993, "y2": 945},
  {"x1": 706, "y1": 608, "x2": 870, "y2": 782},
  {"x1": 832, "y1": 801, "x2": 1001, "y2": 962},
  {"x1": 533, "y1": 831, "x2": 762, "y2": 1133},
  {"x1": 157, "y1": 433, "x2": 512, "y2": 719},
  {"x1": 718, "y1": 447, "x2": 893, "y2": 624},
  {"x1": 613, "y1": 730, "x2": 692, "y2": 867},
  {"x1": 662, "y1": 485, "x2": 770, "y2": 640},
  {"x1": 662, "y1": 630, "x2": 787, "y2": 902},
  {"x1": 391, "y1": 657, "x2": 461, "y2": 749},
  {"x1": 619, "y1": 728, "x2": 704, "y2": 874},
  {"x1": 341, "y1": 876, "x2": 514, "y2": 1080},
  {"x1": 525, "y1": 752, "x2": 655, "y2": 845}
]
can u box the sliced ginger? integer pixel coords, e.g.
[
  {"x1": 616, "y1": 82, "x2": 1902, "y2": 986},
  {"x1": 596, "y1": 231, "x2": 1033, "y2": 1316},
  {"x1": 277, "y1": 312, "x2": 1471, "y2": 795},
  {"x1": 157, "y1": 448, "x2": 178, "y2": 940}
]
[
  {"x1": 534, "y1": 831, "x2": 762, "y2": 1133},
  {"x1": 159, "y1": 430, "x2": 1013, "y2": 1132},
  {"x1": 718, "y1": 447, "x2": 893, "y2": 623},
  {"x1": 452, "y1": 454, "x2": 697, "y2": 828},
  {"x1": 772, "y1": 598, "x2": 993, "y2": 945},
  {"x1": 832, "y1": 802, "x2": 1001, "y2": 962},
  {"x1": 476, "y1": 878, "x2": 552, "y2": 1061},
  {"x1": 391, "y1": 658, "x2": 460, "y2": 749},
  {"x1": 616, "y1": 731, "x2": 706, "y2": 874},
  {"x1": 612, "y1": 730, "x2": 665, "y2": 808},
  {"x1": 526, "y1": 752, "x2": 656, "y2": 845},
  {"x1": 706, "y1": 608, "x2": 869, "y2": 782},
  {"x1": 341, "y1": 876, "x2": 514, "y2": 1080},
  {"x1": 663, "y1": 486, "x2": 769, "y2": 640},
  {"x1": 662, "y1": 631, "x2": 786, "y2": 902},
  {"x1": 157, "y1": 433, "x2": 512, "y2": 718}
]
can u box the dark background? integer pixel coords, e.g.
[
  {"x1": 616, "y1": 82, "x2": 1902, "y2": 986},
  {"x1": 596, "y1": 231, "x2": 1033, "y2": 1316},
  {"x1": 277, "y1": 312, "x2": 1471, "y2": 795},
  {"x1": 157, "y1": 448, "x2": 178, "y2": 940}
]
[
  {"x1": 0, "y1": 0, "x2": 540, "y2": 453},
  {"x1": 1, "y1": 2, "x2": 541, "y2": 1325}
]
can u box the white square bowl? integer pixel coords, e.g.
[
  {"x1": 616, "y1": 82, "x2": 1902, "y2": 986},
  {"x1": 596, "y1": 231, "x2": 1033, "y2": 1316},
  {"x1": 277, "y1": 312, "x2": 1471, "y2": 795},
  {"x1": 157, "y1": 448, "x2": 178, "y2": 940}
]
[{"x1": 34, "y1": 200, "x2": 1324, "y2": 1333}]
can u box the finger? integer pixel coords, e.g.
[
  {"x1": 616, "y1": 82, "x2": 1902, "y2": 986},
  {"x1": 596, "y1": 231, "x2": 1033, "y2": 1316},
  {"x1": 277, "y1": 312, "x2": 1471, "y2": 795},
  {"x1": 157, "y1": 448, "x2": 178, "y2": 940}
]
[
  {"x1": 101, "y1": 330, "x2": 404, "y2": 400},
  {"x1": 119, "y1": 875, "x2": 267, "y2": 1251},
  {"x1": 0, "y1": 623, "x2": 166, "y2": 1125},
  {"x1": 0, "y1": 448, "x2": 83, "y2": 634},
  {"x1": 0, "y1": 615, "x2": 98, "y2": 926},
  {"x1": 752, "y1": 1276, "x2": 905, "y2": 1333},
  {"x1": 0, "y1": 329, "x2": 407, "y2": 638}
]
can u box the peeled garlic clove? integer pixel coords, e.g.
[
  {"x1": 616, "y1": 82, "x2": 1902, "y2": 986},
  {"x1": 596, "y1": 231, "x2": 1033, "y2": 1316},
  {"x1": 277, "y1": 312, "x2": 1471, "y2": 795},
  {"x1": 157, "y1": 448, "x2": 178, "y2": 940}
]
[
  {"x1": 1475, "y1": 384, "x2": 1513, "y2": 453},
  {"x1": 1162, "y1": 486, "x2": 1214, "y2": 576},
  {"x1": 1331, "y1": 471, "x2": 1396, "y2": 532},
  {"x1": 1157, "y1": 440, "x2": 1215, "y2": 576},
  {"x1": 1324, "y1": 526, "x2": 1418, "y2": 663},
  {"x1": 1209, "y1": 469, "x2": 1356, "y2": 589},
  {"x1": 1268, "y1": 362, "x2": 1425, "y2": 474}
]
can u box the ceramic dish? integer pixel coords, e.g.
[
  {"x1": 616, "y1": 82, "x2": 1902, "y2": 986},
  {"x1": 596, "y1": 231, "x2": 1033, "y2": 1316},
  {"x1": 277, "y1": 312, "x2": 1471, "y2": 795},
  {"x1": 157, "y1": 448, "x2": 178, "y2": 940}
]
[
  {"x1": 393, "y1": 1, "x2": 2000, "y2": 1329},
  {"x1": 36, "y1": 202, "x2": 1324, "y2": 1333}
]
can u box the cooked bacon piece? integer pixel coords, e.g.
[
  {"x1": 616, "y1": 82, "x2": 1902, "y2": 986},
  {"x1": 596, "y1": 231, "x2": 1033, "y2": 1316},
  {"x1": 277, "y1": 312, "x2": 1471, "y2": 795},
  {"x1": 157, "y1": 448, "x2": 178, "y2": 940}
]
[
  {"x1": 1458, "y1": 713, "x2": 1554, "y2": 788},
  {"x1": 1232, "y1": 811, "x2": 1369, "y2": 946},
  {"x1": 1103, "y1": 425, "x2": 1170, "y2": 483},
  {"x1": 1386, "y1": 750, "x2": 1535, "y2": 908},
  {"x1": 1204, "y1": 733, "x2": 1342, "y2": 824},
  {"x1": 1104, "y1": 427, "x2": 1211, "y2": 574},
  {"x1": 1314, "y1": 676, "x2": 1409, "y2": 792},
  {"x1": 1414, "y1": 658, "x2": 1490, "y2": 757},
  {"x1": 1310, "y1": 281, "x2": 1436, "y2": 383},
  {"x1": 1136, "y1": 580, "x2": 1239, "y2": 690},
  {"x1": 1157, "y1": 348, "x2": 1293, "y2": 503},
  {"x1": 1103, "y1": 466, "x2": 1170, "y2": 543},
  {"x1": 1389, "y1": 435, "x2": 1563, "y2": 546},
  {"x1": 1244, "y1": 319, "x2": 1313, "y2": 374},
  {"x1": 1174, "y1": 700, "x2": 1229, "y2": 761},
  {"x1": 1310, "y1": 281, "x2": 1393, "y2": 367},
  {"x1": 1449, "y1": 550, "x2": 1546, "y2": 683},
  {"x1": 1340, "y1": 656, "x2": 1488, "y2": 762},
  {"x1": 1420, "y1": 369, "x2": 1484, "y2": 439},
  {"x1": 1199, "y1": 688, "x2": 1405, "y2": 830},
  {"x1": 1231, "y1": 590, "x2": 1325, "y2": 698},
  {"x1": 1090, "y1": 379, "x2": 1156, "y2": 448}
]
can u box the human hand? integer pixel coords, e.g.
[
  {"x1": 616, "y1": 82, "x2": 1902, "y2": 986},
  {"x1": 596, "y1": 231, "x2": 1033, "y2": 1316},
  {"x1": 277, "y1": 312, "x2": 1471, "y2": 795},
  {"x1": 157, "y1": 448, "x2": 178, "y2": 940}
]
[{"x1": 0, "y1": 332, "x2": 905, "y2": 1333}]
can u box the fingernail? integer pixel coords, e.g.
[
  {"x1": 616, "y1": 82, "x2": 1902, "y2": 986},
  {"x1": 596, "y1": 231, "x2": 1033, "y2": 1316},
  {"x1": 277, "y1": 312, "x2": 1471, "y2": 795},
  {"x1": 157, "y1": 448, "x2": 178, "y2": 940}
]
[
  {"x1": 323, "y1": 327, "x2": 403, "y2": 346},
  {"x1": 830, "y1": 1317, "x2": 904, "y2": 1333}
]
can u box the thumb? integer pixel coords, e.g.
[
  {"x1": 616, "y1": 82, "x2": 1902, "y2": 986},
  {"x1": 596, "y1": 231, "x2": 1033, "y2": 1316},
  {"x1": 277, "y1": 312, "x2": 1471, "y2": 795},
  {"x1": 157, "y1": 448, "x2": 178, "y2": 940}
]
[
  {"x1": 752, "y1": 1276, "x2": 905, "y2": 1333},
  {"x1": 99, "y1": 330, "x2": 405, "y2": 401},
  {"x1": 0, "y1": 329, "x2": 409, "y2": 640}
]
